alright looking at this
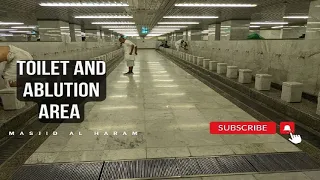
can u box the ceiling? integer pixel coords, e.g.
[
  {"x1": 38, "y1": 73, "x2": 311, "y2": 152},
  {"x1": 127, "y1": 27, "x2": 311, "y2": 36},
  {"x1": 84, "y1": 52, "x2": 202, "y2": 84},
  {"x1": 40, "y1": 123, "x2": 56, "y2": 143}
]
[{"x1": 0, "y1": 0, "x2": 314, "y2": 36}]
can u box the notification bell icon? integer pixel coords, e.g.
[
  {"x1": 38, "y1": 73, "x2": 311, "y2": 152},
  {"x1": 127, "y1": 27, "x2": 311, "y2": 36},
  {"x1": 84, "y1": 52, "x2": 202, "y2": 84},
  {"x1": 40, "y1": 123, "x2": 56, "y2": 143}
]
[
  {"x1": 280, "y1": 122, "x2": 295, "y2": 135},
  {"x1": 283, "y1": 125, "x2": 291, "y2": 132}
]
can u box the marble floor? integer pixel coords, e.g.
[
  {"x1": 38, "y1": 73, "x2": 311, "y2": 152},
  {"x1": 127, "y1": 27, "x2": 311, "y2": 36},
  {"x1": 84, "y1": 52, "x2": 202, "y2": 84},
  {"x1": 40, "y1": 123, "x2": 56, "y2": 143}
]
[{"x1": 23, "y1": 50, "x2": 308, "y2": 178}]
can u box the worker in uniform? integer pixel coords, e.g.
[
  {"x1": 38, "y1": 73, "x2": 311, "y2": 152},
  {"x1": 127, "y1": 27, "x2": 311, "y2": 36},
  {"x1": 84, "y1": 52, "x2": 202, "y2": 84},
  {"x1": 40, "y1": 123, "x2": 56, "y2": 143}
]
[
  {"x1": 175, "y1": 39, "x2": 184, "y2": 51},
  {"x1": 0, "y1": 45, "x2": 33, "y2": 88},
  {"x1": 119, "y1": 36, "x2": 138, "y2": 75}
]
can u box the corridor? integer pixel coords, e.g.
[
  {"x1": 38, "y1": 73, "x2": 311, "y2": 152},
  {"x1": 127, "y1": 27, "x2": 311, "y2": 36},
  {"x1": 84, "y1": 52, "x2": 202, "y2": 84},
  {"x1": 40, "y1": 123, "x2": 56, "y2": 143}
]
[{"x1": 18, "y1": 50, "x2": 319, "y2": 180}]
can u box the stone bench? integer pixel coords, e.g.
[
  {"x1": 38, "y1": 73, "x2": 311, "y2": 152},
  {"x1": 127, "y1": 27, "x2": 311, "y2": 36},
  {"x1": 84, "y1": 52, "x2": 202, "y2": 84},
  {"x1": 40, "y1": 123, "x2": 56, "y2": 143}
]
[
  {"x1": 281, "y1": 82, "x2": 303, "y2": 103},
  {"x1": 188, "y1": 54, "x2": 193, "y2": 62},
  {"x1": 182, "y1": 53, "x2": 186, "y2": 60},
  {"x1": 197, "y1": 57, "x2": 204, "y2": 66},
  {"x1": 239, "y1": 69, "x2": 253, "y2": 84},
  {"x1": 186, "y1": 54, "x2": 191, "y2": 61},
  {"x1": 0, "y1": 88, "x2": 25, "y2": 110},
  {"x1": 227, "y1": 66, "x2": 238, "y2": 79},
  {"x1": 217, "y1": 63, "x2": 227, "y2": 74},
  {"x1": 107, "y1": 53, "x2": 111, "y2": 61},
  {"x1": 209, "y1": 61, "x2": 218, "y2": 71},
  {"x1": 255, "y1": 74, "x2": 272, "y2": 91},
  {"x1": 203, "y1": 59, "x2": 210, "y2": 69},
  {"x1": 102, "y1": 55, "x2": 107, "y2": 61}
]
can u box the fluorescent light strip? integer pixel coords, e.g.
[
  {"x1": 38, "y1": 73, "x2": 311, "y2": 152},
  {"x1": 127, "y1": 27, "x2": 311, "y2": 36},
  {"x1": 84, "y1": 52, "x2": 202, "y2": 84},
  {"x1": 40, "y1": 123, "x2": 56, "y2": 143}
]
[
  {"x1": 92, "y1": 22, "x2": 135, "y2": 24},
  {"x1": 163, "y1": 16, "x2": 218, "y2": 19},
  {"x1": 114, "y1": 31, "x2": 138, "y2": 33},
  {"x1": 150, "y1": 31, "x2": 174, "y2": 33},
  {"x1": 75, "y1": 15, "x2": 133, "y2": 18},
  {"x1": 271, "y1": 26, "x2": 284, "y2": 29},
  {"x1": 110, "y1": 29, "x2": 137, "y2": 31},
  {"x1": 9, "y1": 31, "x2": 31, "y2": 33},
  {"x1": 150, "y1": 32, "x2": 174, "y2": 34},
  {"x1": 39, "y1": 3, "x2": 129, "y2": 7},
  {"x1": 307, "y1": 22, "x2": 320, "y2": 24},
  {"x1": 250, "y1": 22, "x2": 288, "y2": 25},
  {"x1": 152, "y1": 28, "x2": 180, "y2": 30},
  {"x1": 155, "y1": 26, "x2": 188, "y2": 28},
  {"x1": 102, "y1": 26, "x2": 136, "y2": 28},
  {"x1": 0, "y1": 22, "x2": 24, "y2": 25},
  {"x1": 158, "y1": 22, "x2": 199, "y2": 24},
  {"x1": 250, "y1": 26, "x2": 260, "y2": 28},
  {"x1": 0, "y1": 29, "x2": 17, "y2": 31},
  {"x1": 0, "y1": 33, "x2": 13, "y2": 36},
  {"x1": 175, "y1": 3, "x2": 257, "y2": 7},
  {"x1": 283, "y1": 16, "x2": 309, "y2": 19},
  {"x1": 11, "y1": 26, "x2": 36, "y2": 29}
]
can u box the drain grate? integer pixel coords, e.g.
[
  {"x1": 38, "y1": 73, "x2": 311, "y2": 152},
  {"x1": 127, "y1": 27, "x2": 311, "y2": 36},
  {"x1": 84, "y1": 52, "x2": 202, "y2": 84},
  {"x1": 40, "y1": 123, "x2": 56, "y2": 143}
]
[
  {"x1": 12, "y1": 162, "x2": 103, "y2": 180},
  {"x1": 11, "y1": 152, "x2": 320, "y2": 180}
]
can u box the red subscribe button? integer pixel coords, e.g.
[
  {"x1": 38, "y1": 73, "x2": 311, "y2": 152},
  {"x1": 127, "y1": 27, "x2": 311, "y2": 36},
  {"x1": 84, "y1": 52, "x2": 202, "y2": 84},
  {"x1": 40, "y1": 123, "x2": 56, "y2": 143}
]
[{"x1": 210, "y1": 122, "x2": 276, "y2": 134}]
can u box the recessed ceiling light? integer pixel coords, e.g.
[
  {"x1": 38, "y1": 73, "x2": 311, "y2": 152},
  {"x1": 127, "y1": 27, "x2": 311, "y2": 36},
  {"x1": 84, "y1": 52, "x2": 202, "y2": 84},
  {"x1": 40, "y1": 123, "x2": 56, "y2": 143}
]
[
  {"x1": 175, "y1": 3, "x2": 257, "y2": 7},
  {"x1": 283, "y1": 16, "x2": 309, "y2": 19},
  {"x1": 92, "y1": 22, "x2": 135, "y2": 24},
  {"x1": 75, "y1": 15, "x2": 133, "y2": 18},
  {"x1": 0, "y1": 22, "x2": 24, "y2": 25},
  {"x1": 163, "y1": 16, "x2": 218, "y2": 19},
  {"x1": 158, "y1": 22, "x2": 199, "y2": 24},
  {"x1": 249, "y1": 26, "x2": 260, "y2": 28},
  {"x1": 39, "y1": 3, "x2": 129, "y2": 7},
  {"x1": 250, "y1": 22, "x2": 288, "y2": 25}
]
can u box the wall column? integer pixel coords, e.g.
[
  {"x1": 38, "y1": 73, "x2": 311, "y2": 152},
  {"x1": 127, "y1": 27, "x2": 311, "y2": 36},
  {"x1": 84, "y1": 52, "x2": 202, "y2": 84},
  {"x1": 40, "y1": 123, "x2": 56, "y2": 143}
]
[
  {"x1": 306, "y1": 0, "x2": 320, "y2": 39},
  {"x1": 69, "y1": 24, "x2": 82, "y2": 42}
]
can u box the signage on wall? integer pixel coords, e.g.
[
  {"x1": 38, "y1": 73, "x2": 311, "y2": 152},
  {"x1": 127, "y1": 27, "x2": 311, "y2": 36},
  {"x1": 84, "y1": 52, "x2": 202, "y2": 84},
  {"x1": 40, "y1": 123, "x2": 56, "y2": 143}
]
[{"x1": 141, "y1": 27, "x2": 149, "y2": 34}]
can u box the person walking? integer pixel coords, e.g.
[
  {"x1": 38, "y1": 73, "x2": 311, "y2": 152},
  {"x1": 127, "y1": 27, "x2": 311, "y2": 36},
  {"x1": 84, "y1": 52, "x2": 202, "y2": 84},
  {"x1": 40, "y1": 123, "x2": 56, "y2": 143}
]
[{"x1": 119, "y1": 36, "x2": 138, "y2": 75}]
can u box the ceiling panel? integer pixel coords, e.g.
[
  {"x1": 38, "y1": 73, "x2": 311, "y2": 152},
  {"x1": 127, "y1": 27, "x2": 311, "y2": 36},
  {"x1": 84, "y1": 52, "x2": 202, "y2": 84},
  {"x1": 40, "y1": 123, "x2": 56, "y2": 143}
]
[{"x1": 0, "y1": 0, "x2": 314, "y2": 35}]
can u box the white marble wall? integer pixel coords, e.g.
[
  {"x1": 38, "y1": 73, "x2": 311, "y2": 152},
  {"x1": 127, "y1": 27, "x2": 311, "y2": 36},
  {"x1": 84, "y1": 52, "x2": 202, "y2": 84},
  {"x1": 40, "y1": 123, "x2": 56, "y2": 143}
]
[
  {"x1": 260, "y1": 30, "x2": 283, "y2": 39},
  {"x1": 188, "y1": 40, "x2": 320, "y2": 96},
  {"x1": 282, "y1": 27, "x2": 306, "y2": 39}
]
